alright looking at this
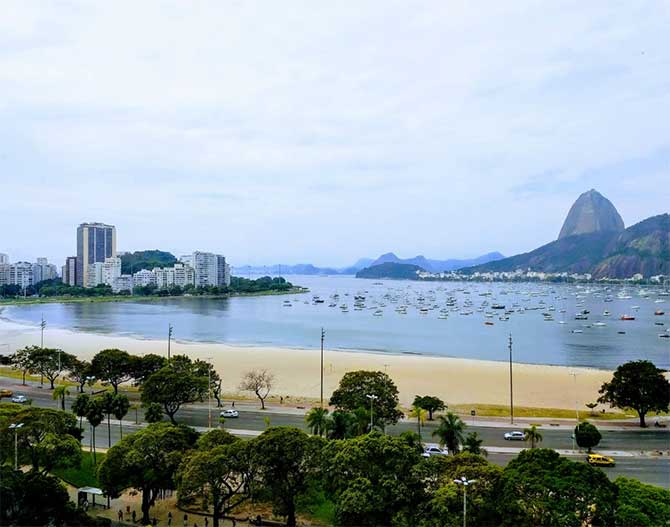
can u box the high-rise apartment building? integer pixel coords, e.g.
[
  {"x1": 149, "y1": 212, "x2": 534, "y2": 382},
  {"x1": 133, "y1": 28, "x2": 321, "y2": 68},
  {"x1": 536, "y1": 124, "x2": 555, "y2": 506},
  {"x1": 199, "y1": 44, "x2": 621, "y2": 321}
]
[
  {"x1": 8, "y1": 262, "x2": 34, "y2": 290},
  {"x1": 76, "y1": 222, "x2": 116, "y2": 287},
  {"x1": 62, "y1": 256, "x2": 77, "y2": 286},
  {"x1": 33, "y1": 258, "x2": 58, "y2": 283},
  {"x1": 102, "y1": 257, "x2": 122, "y2": 286},
  {"x1": 181, "y1": 252, "x2": 229, "y2": 287},
  {"x1": 153, "y1": 263, "x2": 195, "y2": 289},
  {"x1": 0, "y1": 253, "x2": 8, "y2": 264}
]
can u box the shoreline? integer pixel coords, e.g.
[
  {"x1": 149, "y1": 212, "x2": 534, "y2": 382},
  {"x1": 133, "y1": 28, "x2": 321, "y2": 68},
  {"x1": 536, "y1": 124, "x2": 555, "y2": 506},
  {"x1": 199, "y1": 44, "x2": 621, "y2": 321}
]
[{"x1": 0, "y1": 317, "x2": 613, "y2": 410}]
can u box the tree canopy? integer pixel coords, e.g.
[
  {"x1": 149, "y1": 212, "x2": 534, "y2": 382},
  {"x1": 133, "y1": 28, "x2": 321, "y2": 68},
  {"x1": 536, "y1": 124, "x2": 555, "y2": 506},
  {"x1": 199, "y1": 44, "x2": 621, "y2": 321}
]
[
  {"x1": 574, "y1": 421, "x2": 602, "y2": 452},
  {"x1": 598, "y1": 360, "x2": 670, "y2": 427},
  {"x1": 412, "y1": 395, "x2": 446, "y2": 420},
  {"x1": 329, "y1": 370, "x2": 403, "y2": 428},
  {"x1": 90, "y1": 348, "x2": 135, "y2": 393}
]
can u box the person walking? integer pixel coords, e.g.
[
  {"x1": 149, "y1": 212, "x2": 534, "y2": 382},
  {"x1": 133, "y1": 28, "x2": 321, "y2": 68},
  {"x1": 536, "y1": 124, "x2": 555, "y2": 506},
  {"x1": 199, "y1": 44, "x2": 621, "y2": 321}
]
[{"x1": 167, "y1": 511, "x2": 173, "y2": 527}]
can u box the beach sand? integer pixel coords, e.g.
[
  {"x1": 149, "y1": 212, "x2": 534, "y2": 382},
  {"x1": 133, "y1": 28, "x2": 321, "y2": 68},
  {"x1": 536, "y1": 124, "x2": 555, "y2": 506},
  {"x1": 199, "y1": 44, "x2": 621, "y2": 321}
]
[{"x1": 0, "y1": 317, "x2": 612, "y2": 410}]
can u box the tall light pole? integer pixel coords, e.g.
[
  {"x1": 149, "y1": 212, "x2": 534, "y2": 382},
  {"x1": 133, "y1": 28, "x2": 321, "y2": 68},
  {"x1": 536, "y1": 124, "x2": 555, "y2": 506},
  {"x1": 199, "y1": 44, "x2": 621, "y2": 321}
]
[
  {"x1": 366, "y1": 394, "x2": 378, "y2": 431},
  {"x1": 40, "y1": 315, "x2": 46, "y2": 348},
  {"x1": 453, "y1": 477, "x2": 477, "y2": 527},
  {"x1": 508, "y1": 333, "x2": 514, "y2": 425},
  {"x1": 9, "y1": 423, "x2": 24, "y2": 470},
  {"x1": 167, "y1": 324, "x2": 173, "y2": 360},
  {"x1": 206, "y1": 356, "x2": 213, "y2": 430},
  {"x1": 570, "y1": 371, "x2": 578, "y2": 421},
  {"x1": 320, "y1": 328, "x2": 325, "y2": 408}
]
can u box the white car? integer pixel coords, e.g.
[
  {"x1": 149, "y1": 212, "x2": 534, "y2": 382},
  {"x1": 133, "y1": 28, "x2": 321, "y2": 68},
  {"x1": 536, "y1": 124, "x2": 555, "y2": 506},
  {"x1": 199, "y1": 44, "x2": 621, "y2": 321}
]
[
  {"x1": 11, "y1": 394, "x2": 29, "y2": 404},
  {"x1": 422, "y1": 444, "x2": 449, "y2": 457},
  {"x1": 220, "y1": 409, "x2": 239, "y2": 418},
  {"x1": 504, "y1": 431, "x2": 525, "y2": 441}
]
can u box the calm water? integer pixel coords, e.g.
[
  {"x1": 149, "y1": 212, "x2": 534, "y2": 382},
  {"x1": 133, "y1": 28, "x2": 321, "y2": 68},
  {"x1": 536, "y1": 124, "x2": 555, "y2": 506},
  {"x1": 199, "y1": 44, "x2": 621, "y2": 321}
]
[{"x1": 2, "y1": 276, "x2": 669, "y2": 369}]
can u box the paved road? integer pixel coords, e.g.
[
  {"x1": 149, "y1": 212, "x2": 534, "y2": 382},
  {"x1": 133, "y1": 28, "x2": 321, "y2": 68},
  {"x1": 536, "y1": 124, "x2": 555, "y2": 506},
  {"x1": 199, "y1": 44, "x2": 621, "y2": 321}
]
[{"x1": 5, "y1": 378, "x2": 669, "y2": 487}]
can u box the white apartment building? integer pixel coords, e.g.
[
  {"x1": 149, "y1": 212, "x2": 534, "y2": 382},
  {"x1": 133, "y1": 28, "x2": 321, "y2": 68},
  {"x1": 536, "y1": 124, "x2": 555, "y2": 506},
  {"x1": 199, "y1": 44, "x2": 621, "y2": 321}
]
[
  {"x1": 33, "y1": 258, "x2": 58, "y2": 283},
  {"x1": 181, "y1": 252, "x2": 230, "y2": 287},
  {"x1": 0, "y1": 264, "x2": 9, "y2": 286},
  {"x1": 112, "y1": 275, "x2": 133, "y2": 293},
  {"x1": 102, "y1": 257, "x2": 122, "y2": 286},
  {"x1": 0, "y1": 253, "x2": 8, "y2": 264},
  {"x1": 132, "y1": 269, "x2": 157, "y2": 287},
  {"x1": 153, "y1": 263, "x2": 195, "y2": 289},
  {"x1": 8, "y1": 262, "x2": 34, "y2": 289},
  {"x1": 86, "y1": 262, "x2": 104, "y2": 288}
]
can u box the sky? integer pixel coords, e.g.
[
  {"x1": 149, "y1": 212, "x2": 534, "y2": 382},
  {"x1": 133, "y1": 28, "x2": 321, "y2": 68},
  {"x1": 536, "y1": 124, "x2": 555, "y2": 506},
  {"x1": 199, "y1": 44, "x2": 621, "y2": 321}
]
[{"x1": 1, "y1": 1, "x2": 669, "y2": 268}]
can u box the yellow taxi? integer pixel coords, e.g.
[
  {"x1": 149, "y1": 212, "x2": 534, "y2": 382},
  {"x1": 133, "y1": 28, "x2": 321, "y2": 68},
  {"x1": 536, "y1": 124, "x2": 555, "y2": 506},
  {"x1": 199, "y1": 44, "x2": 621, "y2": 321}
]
[
  {"x1": 0, "y1": 389, "x2": 14, "y2": 399},
  {"x1": 587, "y1": 454, "x2": 615, "y2": 467}
]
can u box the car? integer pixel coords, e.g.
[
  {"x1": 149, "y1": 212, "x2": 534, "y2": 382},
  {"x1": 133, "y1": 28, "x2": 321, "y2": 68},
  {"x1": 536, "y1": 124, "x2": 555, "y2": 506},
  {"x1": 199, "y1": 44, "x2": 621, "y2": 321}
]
[
  {"x1": 0, "y1": 389, "x2": 14, "y2": 399},
  {"x1": 422, "y1": 444, "x2": 449, "y2": 457},
  {"x1": 11, "y1": 394, "x2": 29, "y2": 404},
  {"x1": 504, "y1": 431, "x2": 526, "y2": 441},
  {"x1": 220, "y1": 409, "x2": 239, "y2": 418},
  {"x1": 587, "y1": 454, "x2": 615, "y2": 467}
]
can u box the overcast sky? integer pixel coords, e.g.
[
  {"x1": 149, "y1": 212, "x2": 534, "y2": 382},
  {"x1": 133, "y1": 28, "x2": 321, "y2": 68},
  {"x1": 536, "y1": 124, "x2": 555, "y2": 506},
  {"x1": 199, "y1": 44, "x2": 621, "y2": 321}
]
[{"x1": 1, "y1": 1, "x2": 668, "y2": 268}]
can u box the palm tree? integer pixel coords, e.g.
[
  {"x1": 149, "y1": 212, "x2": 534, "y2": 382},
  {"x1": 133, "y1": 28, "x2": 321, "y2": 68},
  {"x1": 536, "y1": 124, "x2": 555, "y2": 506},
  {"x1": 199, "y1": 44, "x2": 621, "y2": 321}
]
[
  {"x1": 524, "y1": 425, "x2": 543, "y2": 448},
  {"x1": 72, "y1": 393, "x2": 90, "y2": 429},
  {"x1": 305, "y1": 407, "x2": 329, "y2": 436},
  {"x1": 432, "y1": 412, "x2": 466, "y2": 454},
  {"x1": 462, "y1": 432, "x2": 487, "y2": 457},
  {"x1": 85, "y1": 398, "x2": 105, "y2": 466},
  {"x1": 326, "y1": 410, "x2": 357, "y2": 439},
  {"x1": 52, "y1": 385, "x2": 70, "y2": 411},
  {"x1": 408, "y1": 405, "x2": 427, "y2": 440},
  {"x1": 112, "y1": 394, "x2": 130, "y2": 439},
  {"x1": 99, "y1": 391, "x2": 115, "y2": 448}
]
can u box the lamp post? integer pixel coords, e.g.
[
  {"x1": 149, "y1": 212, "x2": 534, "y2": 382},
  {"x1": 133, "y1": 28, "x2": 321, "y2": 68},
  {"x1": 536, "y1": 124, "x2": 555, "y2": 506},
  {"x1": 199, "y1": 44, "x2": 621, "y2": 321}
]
[
  {"x1": 85, "y1": 375, "x2": 96, "y2": 394},
  {"x1": 40, "y1": 315, "x2": 46, "y2": 348},
  {"x1": 366, "y1": 394, "x2": 378, "y2": 431},
  {"x1": 9, "y1": 423, "x2": 24, "y2": 470},
  {"x1": 320, "y1": 328, "x2": 325, "y2": 408},
  {"x1": 453, "y1": 476, "x2": 477, "y2": 527},
  {"x1": 206, "y1": 356, "x2": 213, "y2": 430},
  {"x1": 508, "y1": 333, "x2": 514, "y2": 425},
  {"x1": 570, "y1": 371, "x2": 579, "y2": 422},
  {"x1": 167, "y1": 324, "x2": 173, "y2": 360}
]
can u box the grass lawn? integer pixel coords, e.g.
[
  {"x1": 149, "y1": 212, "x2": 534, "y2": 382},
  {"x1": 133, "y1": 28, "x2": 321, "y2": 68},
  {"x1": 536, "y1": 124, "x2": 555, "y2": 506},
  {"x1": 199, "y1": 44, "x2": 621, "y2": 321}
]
[
  {"x1": 450, "y1": 403, "x2": 635, "y2": 421},
  {"x1": 52, "y1": 451, "x2": 106, "y2": 488}
]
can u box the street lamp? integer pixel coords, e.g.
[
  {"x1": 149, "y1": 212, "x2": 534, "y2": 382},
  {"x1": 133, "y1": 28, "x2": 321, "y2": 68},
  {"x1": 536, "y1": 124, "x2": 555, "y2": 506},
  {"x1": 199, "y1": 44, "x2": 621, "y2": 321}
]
[
  {"x1": 40, "y1": 315, "x2": 46, "y2": 348},
  {"x1": 366, "y1": 394, "x2": 378, "y2": 431},
  {"x1": 9, "y1": 423, "x2": 24, "y2": 470},
  {"x1": 453, "y1": 477, "x2": 477, "y2": 527},
  {"x1": 85, "y1": 375, "x2": 96, "y2": 394}
]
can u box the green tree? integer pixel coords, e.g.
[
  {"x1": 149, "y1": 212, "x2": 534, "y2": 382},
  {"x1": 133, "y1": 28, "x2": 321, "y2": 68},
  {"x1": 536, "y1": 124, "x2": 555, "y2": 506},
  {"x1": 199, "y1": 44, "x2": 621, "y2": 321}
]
[
  {"x1": 326, "y1": 410, "x2": 358, "y2": 440},
  {"x1": 99, "y1": 391, "x2": 116, "y2": 448},
  {"x1": 85, "y1": 397, "x2": 105, "y2": 466},
  {"x1": 52, "y1": 385, "x2": 70, "y2": 411},
  {"x1": 497, "y1": 449, "x2": 616, "y2": 527},
  {"x1": 614, "y1": 477, "x2": 670, "y2": 527},
  {"x1": 412, "y1": 395, "x2": 446, "y2": 420},
  {"x1": 71, "y1": 392, "x2": 90, "y2": 429},
  {"x1": 196, "y1": 428, "x2": 238, "y2": 450},
  {"x1": 67, "y1": 358, "x2": 92, "y2": 393},
  {"x1": 98, "y1": 423, "x2": 198, "y2": 525},
  {"x1": 408, "y1": 405, "x2": 428, "y2": 439},
  {"x1": 305, "y1": 407, "x2": 329, "y2": 436},
  {"x1": 177, "y1": 439, "x2": 253, "y2": 527},
  {"x1": 323, "y1": 431, "x2": 424, "y2": 526},
  {"x1": 252, "y1": 427, "x2": 324, "y2": 527},
  {"x1": 144, "y1": 402, "x2": 164, "y2": 423},
  {"x1": 141, "y1": 364, "x2": 208, "y2": 424},
  {"x1": 329, "y1": 370, "x2": 403, "y2": 428},
  {"x1": 432, "y1": 412, "x2": 466, "y2": 454},
  {"x1": 417, "y1": 453, "x2": 502, "y2": 527},
  {"x1": 131, "y1": 353, "x2": 167, "y2": 385},
  {"x1": 10, "y1": 346, "x2": 36, "y2": 385},
  {"x1": 523, "y1": 425, "x2": 543, "y2": 449},
  {"x1": 27, "y1": 347, "x2": 74, "y2": 389},
  {"x1": 112, "y1": 393, "x2": 130, "y2": 439},
  {"x1": 462, "y1": 432, "x2": 487, "y2": 457},
  {"x1": 574, "y1": 421, "x2": 601, "y2": 452},
  {"x1": 598, "y1": 360, "x2": 670, "y2": 427},
  {"x1": 91, "y1": 348, "x2": 135, "y2": 393}
]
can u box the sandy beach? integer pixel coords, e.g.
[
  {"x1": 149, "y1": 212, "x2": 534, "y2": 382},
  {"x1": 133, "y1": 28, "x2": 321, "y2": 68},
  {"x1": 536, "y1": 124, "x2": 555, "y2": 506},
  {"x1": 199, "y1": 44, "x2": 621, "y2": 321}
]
[{"x1": 0, "y1": 317, "x2": 613, "y2": 410}]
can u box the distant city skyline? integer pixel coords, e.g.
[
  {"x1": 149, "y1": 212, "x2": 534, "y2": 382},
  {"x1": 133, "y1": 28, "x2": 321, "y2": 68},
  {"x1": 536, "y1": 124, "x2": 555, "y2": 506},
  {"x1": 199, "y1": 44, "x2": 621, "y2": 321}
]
[{"x1": 1, "y1": 2, "x2": 668, "y2": 267}]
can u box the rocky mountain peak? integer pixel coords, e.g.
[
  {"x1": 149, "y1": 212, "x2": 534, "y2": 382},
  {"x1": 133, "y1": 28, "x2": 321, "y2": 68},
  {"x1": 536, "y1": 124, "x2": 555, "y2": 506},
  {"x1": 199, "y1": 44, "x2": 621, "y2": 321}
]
[{"x1": 558, "y1": 189, "x2": 624, "y2": 239}]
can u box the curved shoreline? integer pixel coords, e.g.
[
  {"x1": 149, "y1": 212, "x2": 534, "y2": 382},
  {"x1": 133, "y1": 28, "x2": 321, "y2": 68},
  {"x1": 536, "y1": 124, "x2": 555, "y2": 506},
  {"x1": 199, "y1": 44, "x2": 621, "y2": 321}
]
[{"x1": 0, "y1": 316, "x2": 613, "y2": 410}]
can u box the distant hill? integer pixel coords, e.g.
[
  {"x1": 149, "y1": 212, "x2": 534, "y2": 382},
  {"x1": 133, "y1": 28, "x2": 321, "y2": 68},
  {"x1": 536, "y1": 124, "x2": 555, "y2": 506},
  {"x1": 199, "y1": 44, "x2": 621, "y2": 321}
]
[
  {"x1": 120, "y1": 250, "x2": 177, "y2": 274},
  {"x1": 558, "y1": 189, "x2": 625, "y2": 239},
  {"x1": 368, "y1": 251, "x2": 504, "y2": 272},
  {"x1": 464, "y1": 211, "x2": 670, "y2": 279},
  {"x1": 355, "y1": 262, "x2": 425, "y2": 279}
]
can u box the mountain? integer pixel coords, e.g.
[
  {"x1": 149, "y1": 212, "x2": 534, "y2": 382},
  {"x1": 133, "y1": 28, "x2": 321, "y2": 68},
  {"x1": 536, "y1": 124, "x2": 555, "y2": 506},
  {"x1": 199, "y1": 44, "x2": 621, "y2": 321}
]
[
  {"x1": 355, "y1": 262, "x2": 425, "y2": 279},
  {"x1": 464, "y1": 212, "x2": 670, "y2": 279},
  {"x1": 368, "y1": 251, "x2": 504, "y2": 272},
  {"x1": 120, "y1": 250, "x2": 177, "y2": 274},
  {"x1": 558, "y1": 189, "x2": 624, "y2": 239}
]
